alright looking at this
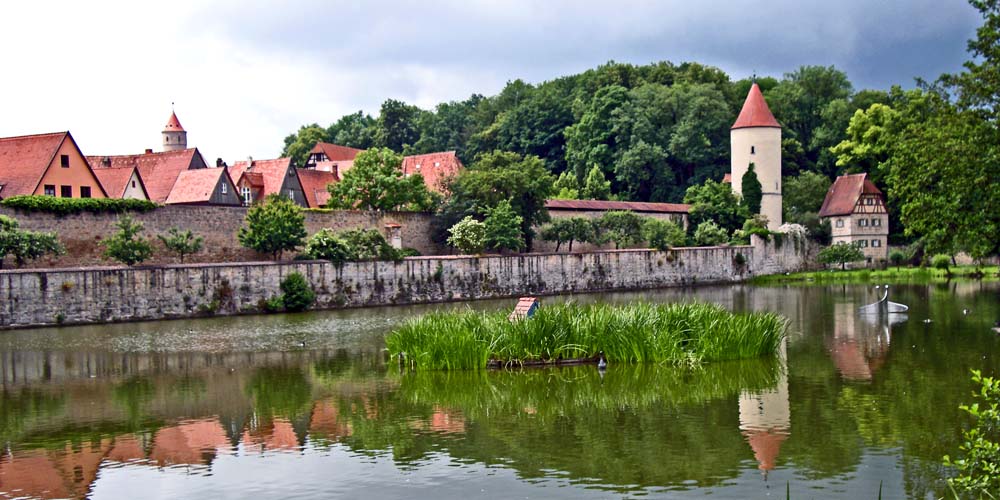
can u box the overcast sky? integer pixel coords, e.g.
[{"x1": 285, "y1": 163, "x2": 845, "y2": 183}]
[{"x1": 0, "y1": 1, "x2": 981, "y2": 163}]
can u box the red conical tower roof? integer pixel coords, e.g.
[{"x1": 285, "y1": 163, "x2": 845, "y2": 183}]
[
  {"x1": 164, "y1": 111, "x2": 185, "y2": 132},
  {"x1": 732, "y1": 83, "x2": 780, "y2": 129}
]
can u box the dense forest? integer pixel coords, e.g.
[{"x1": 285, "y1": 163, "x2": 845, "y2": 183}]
[{"x1": 282, "y1": 62, "x2": 883, "y2": 205}]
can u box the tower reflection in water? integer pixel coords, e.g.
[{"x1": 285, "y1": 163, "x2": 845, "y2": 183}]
[{"x1": 738, "y1": 337, "x2": 789, "y2": 480}]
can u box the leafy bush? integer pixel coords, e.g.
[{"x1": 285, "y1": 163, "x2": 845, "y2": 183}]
[
  {"x1": 102, "y1": 214, "x2": 153, "y2": 266},
  {"x1": 399, "y1": 247, "x2": 421, "y2": 257},
  {"x1": 447, "y1": 216, "x2": 487, "y2": 255},
  {"x1": 599, "y1": 210, "x2": 645, "y2": 249},
  {"x1": 339, "y1": 228, "x2": 401, "y2": 261},
  {"x1": 304, "y1": 228, "x2": 352, "y2": 264},
  {"x1": 693, "y1": 220, "x2": 729, "y2": 246},
  {"x1": 931, "y1": 253, "x2": 952, "y2": 272},
  {"x1": 540, "y1": 217, "x2": 594, "y2": 252},
  {"x1": 944, "y1": 370, "x2": 1000, "y2": 496},
  {"x1": 238, "y1": 194, "x2": 306, "y2": 260},
  {"x1": 279, "y1": 272, "x2": 316, "y2": 312},
  {"x1": 888, "y1": 249, "x2": 908, "y2": 267},
  {"x1": 157, "y1": 227, "x2": 203, "y2": 263},
  {"x1": 0, "y1": 215, "x2": 65, "y2": 269},
  {"x1": 0, "y1": 195, "x2": 157, "y2": 215},
  {"x1": 643, "y1": 218, "x2": 685, "y2": 251},
  {"x1": 483, "y1": 199, "x2": 524, "y2": 252},
  {"x1": 818, "y1": 242, "x2": 865, "y2": 270}
]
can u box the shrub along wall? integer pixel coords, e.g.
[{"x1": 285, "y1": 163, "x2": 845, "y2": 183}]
[
  {"x1": 0, "y1": 235, "x2": 814, "y2": 329},
  {"x1": 0, "y1": 205, "x2": 441, "y2": 267}
]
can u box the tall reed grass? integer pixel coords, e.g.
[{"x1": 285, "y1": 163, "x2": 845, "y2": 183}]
[{"x1": 386, "y1": 302, "x2": 787, "y2": 370}]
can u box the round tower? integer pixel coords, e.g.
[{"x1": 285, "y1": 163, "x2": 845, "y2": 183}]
[
  {"x1": 162, "y1": 111, "x2": 187, "y2": 152},
  {"x1": 731, "y1": 83, "x2": 782, "y2": 230}
]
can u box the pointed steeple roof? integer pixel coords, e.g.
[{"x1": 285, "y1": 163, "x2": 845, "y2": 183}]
[
  {"x1": 732, "y1": 83, "x2": 781, "y2": 129},
  {"x1": 164, "y1": 111, "x2": 185, "y2": 132}
]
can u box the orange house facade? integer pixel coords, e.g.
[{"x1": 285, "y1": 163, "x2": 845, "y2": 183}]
[{"x1": 0, "y1": 131, "x2": 107, "y2": 200}]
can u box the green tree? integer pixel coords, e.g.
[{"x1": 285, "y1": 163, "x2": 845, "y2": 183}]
[
  {"x1": 766, "y1": 65, "x2": 852, "y2": 171},
  {"x1": 339, "y1": 229, "x2": 400, "y2": 261},
  {"x1": 944, "y1": 370, "x2": 1000, "y2": 496},
  {"x1": 304, "y1": 228, "x2": 352, "y2": 264},
  {"x1": 238, "y1": 194, "x2": 307, "y2": 260},
  {"x1": 693, "y1": 220, "x2": 729, "y2": 246},
  {"x1": 447, "y1": 216, "x2": 486, "y2": 254},
  {"x1": 0, "y1": 215, "x2": 64, "y2": 269},
  {"x1": 643, "y1": 218, "x2": 685, "y2": 251},
  {"x1": 599, "y1": 210, "x2": 645, "y2": 249},
  {"x1": 326, "y1": 147, "x2": 436, "y2": 212},
  {"x1": 103, "y1": 214, "x2": 153, "y2": 266},
  {"x1": 281, "y1": 124, "x2": 329, "y2": 167},
  {"x1": 565, "y1": 85, "x2": 629, "y2": 181},
  {"x1": 741, "y1": 163, "x2": 763, "y2": 214},
  {"x1": 279, "y1": 272, "x2": 315, "y2": 312},
  {"x1": 683, "y1": 179, "x2": 749, "y2": 235},
  {"x1": 157, "y1": 227, "x2": 203, "y2": 263},
  {"x1": 375, "y1": 99, "x2": 422, "y2": 152},
  {"x1": 483, "y1": 199, "x2": 524, "y2": 252},
  {"x1": 326, "y1": 111, "x2": 376, "y2": 149},
  {"x1": 436, "y1": 151, "x2": 554, "y2": 250},
  {"x1": 818, "y1": 242, "x2": 865, "y2": 270},
  {"x1": 581, "y1": 164, "x2": 612, "y2": 200},
  {"x1": 552, "y1": 171, "x2": 580, "y2": 199},
  {"x1": 541, "y1": 217, "x2": 594, "y2": 252},
  {"x1": 782, "y1": 171, "x2": 831, "y2": 223}
]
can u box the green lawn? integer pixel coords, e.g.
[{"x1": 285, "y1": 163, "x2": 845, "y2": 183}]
[{"x1": 752, "y1": 265, "x2": 999, "y2": 285}]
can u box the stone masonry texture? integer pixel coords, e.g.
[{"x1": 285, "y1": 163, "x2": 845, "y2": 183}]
[{"x1": 0, "y1": 234, "x2": 815, "y2": 329}]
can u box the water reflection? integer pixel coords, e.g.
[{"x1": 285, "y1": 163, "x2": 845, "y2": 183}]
[{"x1": 1, "y1": 283, "x2": 998, "y2": 499}]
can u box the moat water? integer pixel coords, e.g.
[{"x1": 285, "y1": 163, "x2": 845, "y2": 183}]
[{"x1": 1, "y1": 282, "x2": 999, "y2": 499}]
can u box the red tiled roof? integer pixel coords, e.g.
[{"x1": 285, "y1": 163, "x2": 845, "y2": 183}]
[
  {"x1": 92, "y1": 166, "x2": 143, "y2": 198},
  {"x1": 89, "y1": 149, "x2": 204, "y2": 203},
  {"x1": 227, "y1": 158, "x2": 293, "y2": 197},
  {"x1": 164, "y1": 112, "x2": 185, "y2": 132},
  {"x1": 818, "y1": 173, "x2": 883, "y2": 217},
  {"x1": 165, "y1": 168, "x2": 231, "y2": 204},
  {"x1": 545, "y1": 199, "x2": 690, "y2": 214},
  {"x1": 400, "y1": 151, "x2": 462, "y2": 194},
  {"x1": 0, "y1": 131, "x2": 70, "y2": 197},
  {"x1": 732, "y1": 83, "x2": 781, "y2": 129},
  {"x1": 310, "y1": 142, "x2": 362, "y2": 162},
  {"x1": 723, "y1": 173, "x2": 732, "y2": 183},
  {"x1": 297, "y1": 168, "x2": 337, "y2": 208}
]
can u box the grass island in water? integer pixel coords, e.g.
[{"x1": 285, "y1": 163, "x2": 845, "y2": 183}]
[{"x1": 386, "y1": 302, "x2": 787, "y2": 370}]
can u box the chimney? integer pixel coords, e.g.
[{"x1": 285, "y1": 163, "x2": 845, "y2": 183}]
[
  {"x1": 145, "y1": 148, "x2": 153, "y2": 154},
  {"x1": 102, "y1": 156, "x2": 111, "y2": 167},
  {"x1": 216, "y1": 158, "x2": 226, "y2": 168}
]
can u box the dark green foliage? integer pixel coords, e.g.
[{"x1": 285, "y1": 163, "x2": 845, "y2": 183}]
[
  {"x1": 741, "y1": 163, "x2": 762, "y2": 214},
  {"x1": 783, "y1": 171, "x2": 832, "y2": 223},
  {"x1": 0, "y1": 215, "x2": 64, "y2": 269},
  {"x1": 375, "y1": 99, "x2": 422, "y2": 152},
  {"x1": 483, "y1": 199, "x2": 524, "y2": 252},
  {"x1": 818, "y1": 242, "x2": 866, "y2": 270},
  {"x1": 0, "y1": 195, "x2": 157, "y2": 216},
  {"x1": 386, "y1": 302, "x2": 787, "y2": 370},
  {"x1": 434, "y1": 151, "x2": 554, "y2": 250},
  {"x1": 598, "y1": 210, "x2": 644, "y2": 249},
  {"x1": 102, "y1": 214, "x2": 153, "y2": 266},
  {"x1": 339, "y1": 229, "x2": 401, "y2": 261},
  {"x1": 157, "y1": 227, "x2": 203, "y2": 263},
  {"x1": 238, "y1": 194, "x2": 307, "y2": 260},
  {"x1": 279, "y1": 272, "x2": 316, "y2": 312},
  {"x1": 643, "y1": 218, "x2": 685, "y2": 251},
  {"x1": 684, "y1": 179, "x2": 749, "y2": 236},
  {"x1": 540, "y1": 217, "x2": 594, "y2": 252},
  {"x1": 280, "y1": 124, "x2": 328, "y2": 167},
  {"x1": 931, "y1": 254, "x2": 952, "y2": 272},
  {"x1": 944, "y1": 370, "x2": 1000, "y2": 496},
  {"x1": 889, "y1": 249, "x2": 908, "y2": 267},
  {"x1": 326, "y1": 147, "x2": 436, "y2": 211}
]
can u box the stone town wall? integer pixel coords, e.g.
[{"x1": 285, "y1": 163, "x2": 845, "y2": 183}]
[
  {"x1": 0, "y1": 234, "x2": 814, "y2": 329},
  {"x1": 0, "y1": 206, "x2": 441, "y2": 267}
]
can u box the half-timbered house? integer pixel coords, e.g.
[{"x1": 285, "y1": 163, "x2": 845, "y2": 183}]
[{"x1": 819, "y1": 173, "x2": 889, "y2": 263}]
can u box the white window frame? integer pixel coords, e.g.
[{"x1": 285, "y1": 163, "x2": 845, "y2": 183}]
[
  {"x1": 872, "y1": 239, "x2": 881, "y2": 247},
  {"x1": 241, "y1": 187, "x2": 252, "y2": 205},
  {"x1": 872, "y1": 218, "x2": 881, "y2": 227},
  {"x1": 221, "y1": 182, "x2": 228, "y2": 194},
  {"x1": 835, "y1": 219, "x2": 844, "y2": 228},
  {"x1": 859, "y1": 218, "x2": 868, "y2": 227}
]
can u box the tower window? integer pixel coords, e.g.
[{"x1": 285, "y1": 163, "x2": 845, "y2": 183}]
[{"x1": 750, "y1": 146, "x2": 755, "y2": 155}]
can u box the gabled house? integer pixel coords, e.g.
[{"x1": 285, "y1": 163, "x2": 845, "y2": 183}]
[
  {"x1": 0, "y1": 131, "x2": 107, "y2": 199},
  {"x1": 819, "y1": 173, "x2": 889, "y2": 263},
  {"x1": 306, "y1": 142, "x2": 361, "y2": 177},
  {"x1": 227, "y1": 158, "x2": 306, "y2": 207},
  {"x1": 400, "y1": 151, "x2": 462, "y2": 195},
  {"x1": 92, "y1": 166, "x2": 149, "y2": 200},
  {"x1": 296, "y1": 168, "x2": 337, "y2": 208},
  {"x1": 88, "y1": 148, "x2": 209, "y2": 204},
  {"x1": 164, "y1": 168, "x2": 240, "y2": 206}
]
